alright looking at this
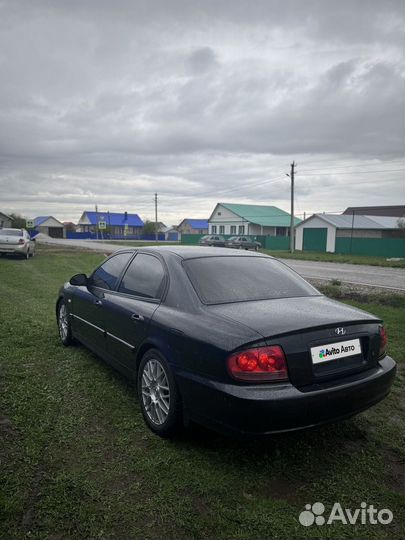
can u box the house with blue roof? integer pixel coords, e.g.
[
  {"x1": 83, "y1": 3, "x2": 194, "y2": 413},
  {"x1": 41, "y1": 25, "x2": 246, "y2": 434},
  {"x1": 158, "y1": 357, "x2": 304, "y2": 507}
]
[
  {"x1": 77, "y1": 210, "x2": 144, "y2": 236},
  {"x1": 178, "y1": 218, "x2": 209, "y2": 235},
  {"x1": 32, "y1": 216, "x2": 65, "y2": 237}
]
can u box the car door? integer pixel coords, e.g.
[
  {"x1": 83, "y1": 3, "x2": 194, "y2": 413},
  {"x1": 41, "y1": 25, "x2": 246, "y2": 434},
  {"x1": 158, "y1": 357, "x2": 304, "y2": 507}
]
[
  {"x1": 71, "y1": 251, "x2": 133, "y2": 356},
  {"x1": 241, "y1": 237, "x2": 250, "y2": 249},
  {"x1": 103, "y1": 252, "x2": 167, "y2": 374}
]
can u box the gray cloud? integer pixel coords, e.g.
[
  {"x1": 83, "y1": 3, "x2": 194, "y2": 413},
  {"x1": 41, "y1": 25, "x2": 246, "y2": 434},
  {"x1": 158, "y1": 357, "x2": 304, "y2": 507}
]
[{"x1": 0, "y1": 0, "x2": 404, "y2": 223}]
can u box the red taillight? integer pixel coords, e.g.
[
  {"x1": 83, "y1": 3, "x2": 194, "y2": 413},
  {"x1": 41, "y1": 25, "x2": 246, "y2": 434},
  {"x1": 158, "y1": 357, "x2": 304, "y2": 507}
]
[
  {"x1": 18, "y1": 238, "x2": 25, "y2": 245},
  {"x1": 379, "y1": 325, "x2": 388, "y2": 357},
  {"x1": 227, "y1": 345, "x2": 288, "y2": 382}
]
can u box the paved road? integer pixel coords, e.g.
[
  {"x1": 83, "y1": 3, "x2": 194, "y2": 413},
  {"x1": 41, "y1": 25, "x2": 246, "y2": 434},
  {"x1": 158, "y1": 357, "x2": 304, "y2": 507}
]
[
  {"x1": 37, "y1": 237, "x2": 405, "y2": 291},
  {"x1": 278, "y1": 258, "x2": 405, "y2": 291}
]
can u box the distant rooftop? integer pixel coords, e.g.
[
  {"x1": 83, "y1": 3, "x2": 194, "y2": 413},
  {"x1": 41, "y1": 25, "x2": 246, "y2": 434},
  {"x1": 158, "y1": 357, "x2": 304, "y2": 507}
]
[
  {"x1": 303, "y1": 213, "x2": 401, "y2": 230},
  {"x1": 343, "y1": 205, "x2": 405, "y2": 218},
  {"x1": 79, "y1": 211, "x2": 144, "y2": 227},
  {"x1": 179, "y1": 218, "x2": 209, "y2": 229},
  {"x1": 218, "y1": 203, "x2": 301, "y2": 227},
  {"x1": 33, "y1": 215, "x2": 63, "y2": 226}
]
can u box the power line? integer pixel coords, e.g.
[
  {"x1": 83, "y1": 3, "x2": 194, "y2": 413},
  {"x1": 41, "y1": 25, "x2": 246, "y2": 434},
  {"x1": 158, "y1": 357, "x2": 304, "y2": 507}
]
[
  {"x1": 296, "y1": 159, "x2": 405, "y2": 173},
  {"x1": 286, "y1": 161, "x2": 295, "y2": 253},
  {"x1": 176, "y1": 174, "x2": 287, "y2": 199},
  {"x1": 290, "y1": 156, "x2": 405, "y2": 169},
  {"x1": 298, "y1": 168, "x2": 405, "y2": 176}
]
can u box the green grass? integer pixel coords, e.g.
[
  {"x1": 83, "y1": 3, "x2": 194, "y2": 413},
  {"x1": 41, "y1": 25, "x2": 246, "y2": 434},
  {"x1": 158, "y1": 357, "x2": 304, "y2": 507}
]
[
  {"x1": 0, "y1": 247, "x2": 404, "y2": 540},
  {"x1": 260, "y1": 249, "x2": 405, "y2": 268}
]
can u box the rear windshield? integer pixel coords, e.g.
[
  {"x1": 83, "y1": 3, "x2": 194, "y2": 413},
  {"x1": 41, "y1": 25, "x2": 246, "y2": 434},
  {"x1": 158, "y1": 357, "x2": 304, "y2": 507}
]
[
  {"x1": 183, "y1": 256, "x2": 320, "y2": 304},
  {"x1": 0, "y1": 229, "x2": 22, "y2": 236}
]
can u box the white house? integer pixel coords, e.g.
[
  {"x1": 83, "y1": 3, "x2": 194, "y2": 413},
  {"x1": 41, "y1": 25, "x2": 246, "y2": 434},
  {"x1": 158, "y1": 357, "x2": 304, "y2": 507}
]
[
  {"x1": 295, "y1": 213, "x2": 402, "y2": 253},
  {"x1": 33, "y1": 216, "x2": 65, "y2": 238},
  {"x1": 0, "y1": 212, "x2": 14, "y2": 229},
  {"x1": 208, "y1": 203, "x2": 299, "y2": 236},
  {"x1": 177, "y1": 218, "x2": 209, "y2": 235},
  {"x1": 77, "y1": 210, "x2": 144, "y2": 235}
]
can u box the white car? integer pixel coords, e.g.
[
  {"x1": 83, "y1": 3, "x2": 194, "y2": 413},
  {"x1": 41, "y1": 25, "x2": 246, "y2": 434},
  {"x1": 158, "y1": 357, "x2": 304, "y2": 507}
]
[{"x1": 0, "y1": 228, "x2": 36, "y2": 259}]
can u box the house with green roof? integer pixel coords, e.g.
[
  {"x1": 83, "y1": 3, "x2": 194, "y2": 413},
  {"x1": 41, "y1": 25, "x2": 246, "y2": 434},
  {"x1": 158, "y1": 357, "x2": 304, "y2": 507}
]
[{"x1": 208, "y1": 203, "x2": 301, "y2": 237}]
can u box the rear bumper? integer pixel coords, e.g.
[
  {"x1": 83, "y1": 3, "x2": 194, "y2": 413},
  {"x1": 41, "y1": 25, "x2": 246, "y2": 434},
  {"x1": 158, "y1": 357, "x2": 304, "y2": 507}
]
[
  {"x1": 0, "y1": 244, "x2": 27, "y2": 255},
  {"x1": 177, "y1": 355, "x2": 396, "y2": 435}
]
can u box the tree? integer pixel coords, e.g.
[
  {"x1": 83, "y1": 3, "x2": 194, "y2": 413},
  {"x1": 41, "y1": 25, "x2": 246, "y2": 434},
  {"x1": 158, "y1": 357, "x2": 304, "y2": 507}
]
[
  {"x1": 9, "y1": 213, "x2": 26, "y2": 228},
  {"x1": 142, "y1": 220, "x2": 156, "y2": 235},
  {"x1": 397, "y1": 218, "x2": 405, "y2": 235}
]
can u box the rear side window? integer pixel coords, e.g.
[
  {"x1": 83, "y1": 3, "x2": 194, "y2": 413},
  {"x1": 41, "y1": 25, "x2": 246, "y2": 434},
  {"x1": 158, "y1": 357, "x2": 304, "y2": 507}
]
[
  {"x1": 0, "y1": 229, "x2": 22, "y2": 236},
  {"x1": 184, "y1": 256, "x2": 319, "y2": 304},
  {"x1": 119, "y1": 253, "x2": 165, "y2": 299},
  {"x1": 91, "y1": 252, "x2": 132, "y2": 290}
]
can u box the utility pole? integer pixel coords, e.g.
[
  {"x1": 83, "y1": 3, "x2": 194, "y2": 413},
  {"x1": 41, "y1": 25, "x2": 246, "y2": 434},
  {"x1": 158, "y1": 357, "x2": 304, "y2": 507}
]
[
  {"x1": 154, "y1": 192, "x2": 158, "y2": 243},
  {"x1": 286, "y1": 161, "x2": 295, "y2": 253},
  {"x1": 349, "y1": 209, "x2": 355, "y2": 255},
  {"x1": 95, "y1": 204, "x2": 98, "y2": 241}
]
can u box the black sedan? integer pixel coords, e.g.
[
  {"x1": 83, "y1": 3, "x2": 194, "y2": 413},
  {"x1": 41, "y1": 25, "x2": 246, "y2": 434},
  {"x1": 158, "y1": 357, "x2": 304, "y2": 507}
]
[{"x1": 56, "y1": 246, "x2": 396, "y2": 438}]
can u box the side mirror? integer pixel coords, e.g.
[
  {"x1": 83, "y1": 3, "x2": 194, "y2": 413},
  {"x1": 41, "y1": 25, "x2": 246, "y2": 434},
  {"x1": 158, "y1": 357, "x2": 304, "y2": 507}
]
[{"x1": 69, "y1": 273, "x2": 88, "y2": 286}]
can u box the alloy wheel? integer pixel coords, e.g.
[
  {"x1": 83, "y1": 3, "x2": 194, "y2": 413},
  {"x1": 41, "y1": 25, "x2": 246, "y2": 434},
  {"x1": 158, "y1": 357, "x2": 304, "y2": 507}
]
[
  {"x1": 141, "y1": 359, "x2": 170, "y2": 425},
  {"x1": 58, "y1": 303, "x2": 69, "y2": 341}
]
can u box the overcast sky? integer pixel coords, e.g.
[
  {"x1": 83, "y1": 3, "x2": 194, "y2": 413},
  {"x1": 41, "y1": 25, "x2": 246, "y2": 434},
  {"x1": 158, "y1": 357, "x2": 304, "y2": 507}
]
[{"x1": 0, "y1": 0, "x2": 404, "y2": 225}]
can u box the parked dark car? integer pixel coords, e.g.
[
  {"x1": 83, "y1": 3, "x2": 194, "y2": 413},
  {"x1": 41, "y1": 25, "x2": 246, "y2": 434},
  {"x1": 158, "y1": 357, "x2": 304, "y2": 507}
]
[
  {"x1": 226, "y1": 235, "x2": 261, "y2": 251},
  {"x1": 198, "y1": 234, "x2": 226, "y2": 247},
  {"x1": 56, "y1": 246, "x2": 396, "y2": 438}
]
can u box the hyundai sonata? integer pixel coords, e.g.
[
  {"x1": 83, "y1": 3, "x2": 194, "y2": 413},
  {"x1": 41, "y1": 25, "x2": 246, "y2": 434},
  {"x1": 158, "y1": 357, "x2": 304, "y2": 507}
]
[{"x1": 56, "y1": 247, "x2": 396, "y2": 437}]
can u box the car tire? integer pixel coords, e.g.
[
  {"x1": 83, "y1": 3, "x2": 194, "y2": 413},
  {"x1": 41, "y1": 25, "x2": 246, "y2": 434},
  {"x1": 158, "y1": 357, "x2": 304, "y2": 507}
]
[
  {"x1": 57, "y1": 300, "x2": 73, "y2": 346},
  {"x1": 137, "y1": 349, "x2": 182, "y2": 438}
]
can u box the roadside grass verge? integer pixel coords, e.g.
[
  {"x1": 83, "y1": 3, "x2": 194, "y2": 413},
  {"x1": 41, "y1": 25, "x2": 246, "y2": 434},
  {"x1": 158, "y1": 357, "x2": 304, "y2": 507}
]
[
  {"x1": 260, "y1": 249, "x2": 405, "y2": 268},
  {"x1": 0, "y1": 250, "x2": 404, "y2": 539},
  {"x1": 316, "y1": 283, "x2": 405, "y2": 308}
]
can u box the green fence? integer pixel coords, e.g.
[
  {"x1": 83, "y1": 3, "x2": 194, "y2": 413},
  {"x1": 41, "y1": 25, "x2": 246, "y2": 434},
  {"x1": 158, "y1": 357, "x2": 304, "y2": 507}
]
[
  {"x1": 255, "y1": 235, "x2": 290, "y2": 250},
  {"x1": 335, "y1": 237, "x2": 405, "y2": 258},
  {"x1": 180, "y1": 234, "x2": 205, "y2": 245}
]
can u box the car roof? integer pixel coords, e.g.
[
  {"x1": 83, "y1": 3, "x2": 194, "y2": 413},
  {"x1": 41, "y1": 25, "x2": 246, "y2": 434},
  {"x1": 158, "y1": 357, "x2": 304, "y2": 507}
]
[{"x1": 114, "y1": 245, "x2": 270, "y2": 260}]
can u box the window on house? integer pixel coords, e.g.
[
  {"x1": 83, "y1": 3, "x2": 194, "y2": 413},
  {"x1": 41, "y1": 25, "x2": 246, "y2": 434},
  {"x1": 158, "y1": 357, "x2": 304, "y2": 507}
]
[
  {"x1": 238, "y1": 225, "x2": 245, "y2": 234},
  {"x1": 219, "y1": 225, "x2": 225, "y2": 234},
  {"x1": 211, "y1": 226, "x2": 217, "y2": 233},
  {"x1": 230, "y1": 226, "x2": 236, "y2": 234}
]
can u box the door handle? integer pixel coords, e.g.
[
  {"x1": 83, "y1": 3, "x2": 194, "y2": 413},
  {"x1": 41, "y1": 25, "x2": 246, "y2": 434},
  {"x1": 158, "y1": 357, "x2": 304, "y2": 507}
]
[
  {"x1": 94, "y1": 299, "x2": 103, "y2": 306},
  {"x1": 131, "y1": 313, "x2": 144, "y2": 322}
]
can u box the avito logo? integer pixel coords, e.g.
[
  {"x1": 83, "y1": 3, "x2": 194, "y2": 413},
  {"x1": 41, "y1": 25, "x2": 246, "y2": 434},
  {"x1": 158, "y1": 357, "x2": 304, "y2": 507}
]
[{"x1": 299, "y1": 502, "x2": 393, "y2": 527}]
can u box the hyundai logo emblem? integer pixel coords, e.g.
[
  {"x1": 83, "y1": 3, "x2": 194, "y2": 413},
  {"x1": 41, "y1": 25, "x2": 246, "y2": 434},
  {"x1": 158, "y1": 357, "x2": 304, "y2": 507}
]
[{"x1": 335, "y1": 327, "x2": 346, "y2": 336}]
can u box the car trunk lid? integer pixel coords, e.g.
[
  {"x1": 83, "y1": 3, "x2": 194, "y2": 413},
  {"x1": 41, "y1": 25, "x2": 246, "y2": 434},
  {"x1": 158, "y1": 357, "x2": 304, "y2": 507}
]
[
  {"x1": 207, "y1": 296, "x2": 382, "y2": 386},
  {"x1": 0, "y1": 234, "x2": 22, "y2": 245}
]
